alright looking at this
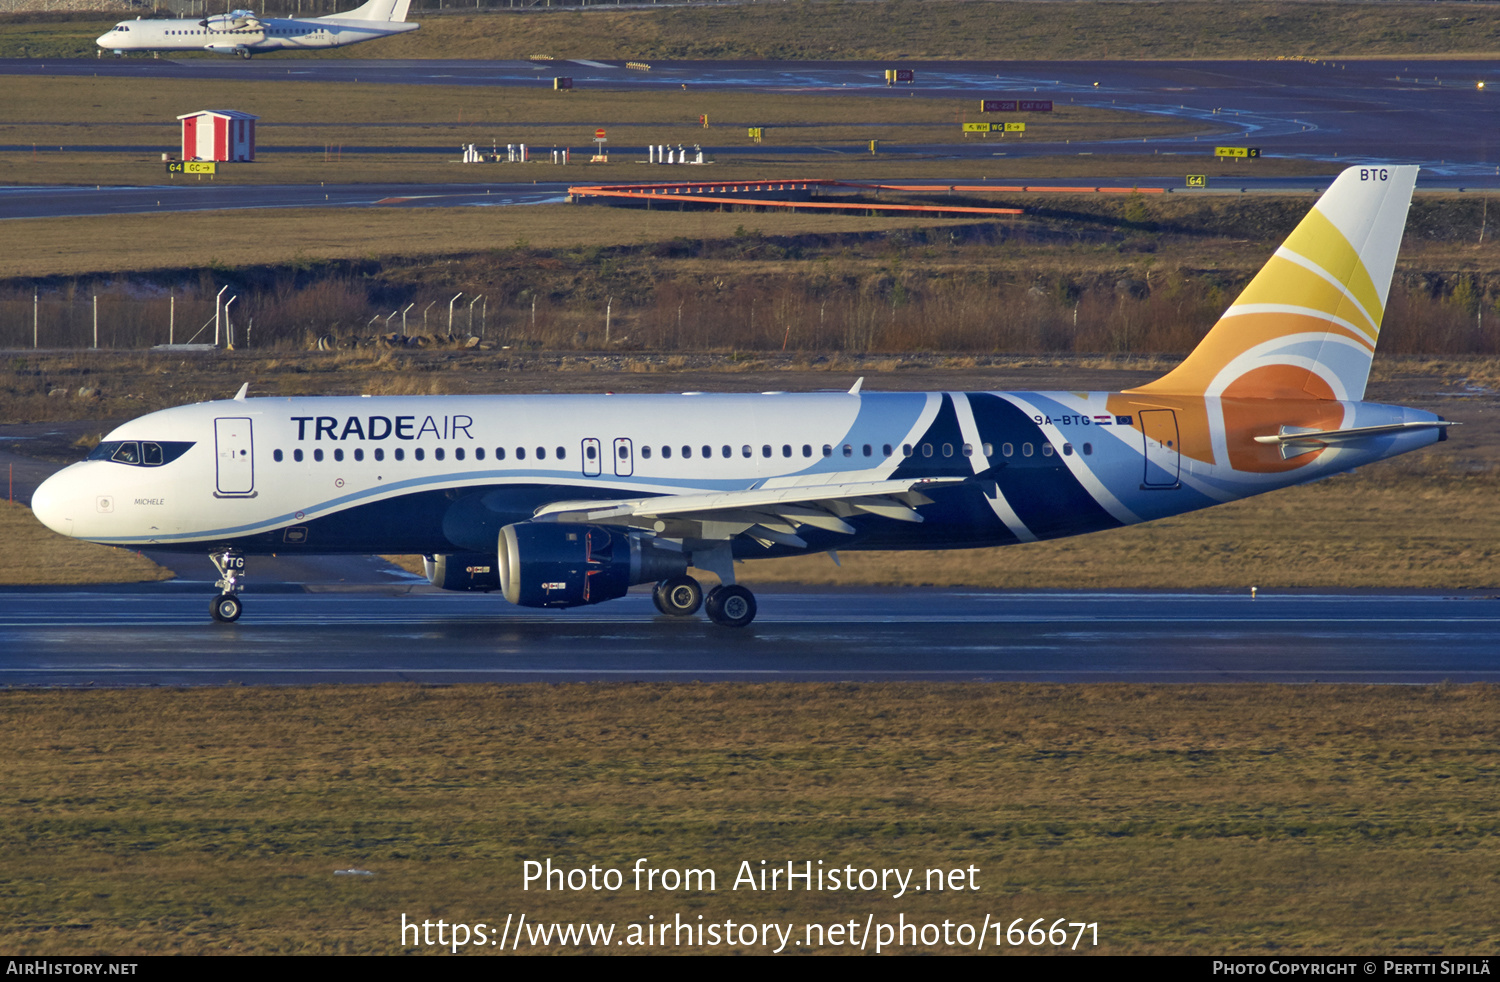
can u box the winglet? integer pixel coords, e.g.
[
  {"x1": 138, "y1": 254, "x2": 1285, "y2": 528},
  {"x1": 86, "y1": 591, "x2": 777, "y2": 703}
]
[
  {"x1": 233, "y1": 383, "x2": 249, "y2": 401},
  {"x1": 848, "y1": 377, "x2": 864, "y2": 395}
]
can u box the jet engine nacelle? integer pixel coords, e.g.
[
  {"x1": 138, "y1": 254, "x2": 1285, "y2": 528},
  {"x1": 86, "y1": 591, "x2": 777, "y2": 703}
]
[
  {"x1": 498, "y1": 521, "x2": 686, "y2": 608},
  {"x1": 424, "y1": 553, "x2": 501, "y2": 592}
]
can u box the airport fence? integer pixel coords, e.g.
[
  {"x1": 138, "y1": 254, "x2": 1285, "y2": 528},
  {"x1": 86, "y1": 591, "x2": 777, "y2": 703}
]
[{"x1": 2, "y1": 276, "x2": 1498, "y2": 355}]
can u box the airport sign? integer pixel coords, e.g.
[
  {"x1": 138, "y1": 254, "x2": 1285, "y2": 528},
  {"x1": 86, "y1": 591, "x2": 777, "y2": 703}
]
[
  {"x1": 980, "y1": 99, "x2": 1053, "y2": 113},
  {"x1": 1187, "y1": 174, "x2": 1208, "y2": 187},
  {"x1": 166, "y1": 161, "x2": 217, "y2": 174},
  {"x1": 962, "y1": 123, "x2": 991, "y2": 133},
  {"x1": 1215, "y1": 146, "x2": 1261, "y2": 158},
  {"x1": 1004, "y1": 122, "x2": 1026, "y2": 133}
]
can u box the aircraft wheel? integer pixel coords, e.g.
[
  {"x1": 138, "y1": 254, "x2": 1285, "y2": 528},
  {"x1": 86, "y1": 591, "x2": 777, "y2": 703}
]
[
  {"x1": 211, "y1": 593, "x2": 243, "y2": 623},
  {"x1": 651, "y1": 582, "x2": 669, "y2": 614},
  {"x1": 704, "y1": 584, "x2": 756, "y2": 628},
  {"x1": 656, "y1": 575, "x2": 703, "y2": 617}
]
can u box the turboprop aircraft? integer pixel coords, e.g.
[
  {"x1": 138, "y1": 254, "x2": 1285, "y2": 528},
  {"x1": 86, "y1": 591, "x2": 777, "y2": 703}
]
[
  {"x1": 31, "y1": 165, "x2": 1450, "y2": 627},
  {"x1": 96, "y1": 0, "x2": 417, "y2": 59}
]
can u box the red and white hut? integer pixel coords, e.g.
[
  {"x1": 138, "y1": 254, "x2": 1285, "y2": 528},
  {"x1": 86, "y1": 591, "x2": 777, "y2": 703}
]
[{"x1": 178, "y1": 110, "x2": 258, "y2": 162}]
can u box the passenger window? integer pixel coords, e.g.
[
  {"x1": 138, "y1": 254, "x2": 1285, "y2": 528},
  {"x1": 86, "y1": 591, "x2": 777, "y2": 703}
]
[
  {"x1": 642, "y1": 446, "x2": 652, "y2": 459},
  {"x1": 586, "y1": 445, "x2": 596, "y2": 460},
  {"x1": 823, "y1": 445, "x2": 833, "y2": 457},
  {"x1": 354, "y1": 448, "x2": 364, "y2": 462},
  {"x1": 375, "y1": 448, "x2": 384, "y2": 462},
  {"x1": 517, "y1": 447, "x2": 526, "y2": 461},
  {"x1": 962, "y1": 444, "x2": 973, "y2": 457},
  {"x1": 395, "y1": 448, "x2": 405, "y2": 461},
  {"x1": 942, "y1": 444, "x2": 953, "y2": 457},
  {"x1": 682, "y1": 446, "x2": 692, "y2": 459},
  {"x1": 314, "y1": 449, "x2": 324, "y2": 462},
  {"x1": 496, "y1": 447, "x2": 505, "y2": 460},
  {"x1": 294, "y1": 449, "x2": 304, "y2": 462},
  {"x1": 802, "y1": 445, "x2": 812, "y2": 457},
  {"x1": 742, "y1": 445, "x2": 752, "y2": 458},
  {"x1": 761, "y1": 445, "x2": 771, "y2": 458},
  {"x1": 983, "y1": 442, "x2": 993, "y2": 457},
  {"x1": 414, "y1": 448, "x2": 425, "y2": 462},
  {"x1": 883, "y1": 444, "x2": 893, "y2": 457},
  {"x1": 922, "y1": 444, "x2": 933, "y2": 458},
  {"x1": 903, "y1": 444, "x2": 913, "y2": 457},
  {"x1": 1022, "y1": 443, "x2": 1033, "y2": 457},
  {"x1": 1063, "y1": 443, "x2": 1073, "y2": 456},
  {"x1": 1002, "y1": 443, "x2": 1013, "y2": 457},
  {"x1": 476, "y1": 448, "x2": 485, "y2": 461},
  {"x1": 842, "y1": 444, "x2": 852, "y2": 457},
  {"x1": 455, "y1": 448, "x2": 465, "y2": 461},
  {"x1": 721, "y1": 445, "x2": 731, "y2": 459},
  {"x1": 862, "y1": 444, "x2": 872, "y2": 457},
  {"x1": 334, "y1": 448, "x2": 344, "y2": 462},
  {"x1": 434, "y1": 448, "x2": 444, "y2": 461},
  {"x1": 1042, "y1": 443, "x2": 1054, "y2": 457},
  {"x1": 662, "y1": 446, "x2": 672, "y2": 459},
  {"x1": 273, "y1": 449, "x2": 284, "y2": 462},
  {"x1": 782, "y1": 445, "x2": 792, "y2": 458},
  {"x1": 537, "y1": 447, "x2": 547, "y2": 461},
  {"x1": 557, "y1": 447, "x2": 565, "y2": 460},
  {"x1": 1083, "y1": 443, "x2": 1093, "y2": 456}
]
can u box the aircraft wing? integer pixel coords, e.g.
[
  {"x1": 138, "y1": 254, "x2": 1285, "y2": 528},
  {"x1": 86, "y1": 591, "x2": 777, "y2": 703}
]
[
  {"x1": 531, "y1": 476, "x2": 965, "y2": 549},
  {"x1": 203, "y1": 10, "x2": 263, "y2": 30}
]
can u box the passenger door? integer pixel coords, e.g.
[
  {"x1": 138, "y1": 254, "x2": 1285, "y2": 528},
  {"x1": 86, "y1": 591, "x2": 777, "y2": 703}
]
[
  {"x1": 214, "y1": 417, "x2": 255, "y2": 497},
  {"x1": 1139, "y1": 409, "x2": 1180, "y2": 489}
]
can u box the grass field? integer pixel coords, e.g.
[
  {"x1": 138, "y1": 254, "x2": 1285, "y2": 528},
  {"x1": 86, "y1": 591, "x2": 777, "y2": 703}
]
[
  {"x1": 0, "y1": 73, "x2": 1213, "y2": 189},
  {"x1": 10, "y1": 1, "x2": 1500, "y2": 61},
  {"x1": 0, "y1": 499, "x2": 172, "y2": 585},
  {"x1": 2, "y1": 682, "x2": 1496, "y2": 954}
]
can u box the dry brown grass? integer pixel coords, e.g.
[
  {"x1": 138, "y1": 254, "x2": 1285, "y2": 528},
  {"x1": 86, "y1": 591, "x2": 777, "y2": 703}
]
[
  {"x1": 1, "y1": 682, "x2": 1497, "y2": 954},
  {"x1": 0, "y1": 204, "x2": 972, "y2": 279},
  {"x1": 742, "y1": 474, "x2": 1500, "y2": 591},
  {"x1": 0, "y1": 498, "x2": 172, "y2": 585}
]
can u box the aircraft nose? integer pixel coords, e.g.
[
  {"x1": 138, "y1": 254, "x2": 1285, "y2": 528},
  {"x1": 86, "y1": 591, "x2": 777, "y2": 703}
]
[{"x1": 31, "y1": 468, "x2": 78, "y2": 538}]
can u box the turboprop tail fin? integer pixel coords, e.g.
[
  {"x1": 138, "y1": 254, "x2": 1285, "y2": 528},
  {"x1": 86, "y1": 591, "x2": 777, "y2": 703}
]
[
  {"x1": 326, "y1": 0, "x2": 411, "y2": 21},
  {"x1": 1127, "y1": 164, "x2": 1418, "y2": 402}
]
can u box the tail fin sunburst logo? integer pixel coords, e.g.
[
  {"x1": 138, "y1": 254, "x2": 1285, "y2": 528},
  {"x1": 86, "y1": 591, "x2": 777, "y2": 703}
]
[{"x1": 1128, "y1": 165, "x2": 1417, "y2": 404}]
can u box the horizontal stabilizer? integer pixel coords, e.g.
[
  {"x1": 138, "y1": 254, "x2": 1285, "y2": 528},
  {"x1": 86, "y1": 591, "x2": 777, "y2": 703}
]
[{"x1": 1253, "y1": 421, "x2": 1455, "y2": 458}]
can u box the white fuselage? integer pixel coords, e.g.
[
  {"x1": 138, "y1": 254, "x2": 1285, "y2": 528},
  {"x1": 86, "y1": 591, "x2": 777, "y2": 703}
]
[
  {"x1": 30, "y1": 389, "x2": 1442, "y2": 555},
  {"x1": 97, "y1": 15, "x2": 417, "y2": 56}
]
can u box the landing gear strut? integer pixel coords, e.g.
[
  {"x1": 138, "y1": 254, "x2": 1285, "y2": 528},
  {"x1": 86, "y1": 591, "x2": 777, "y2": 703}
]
[{"x1": 209, "y1": 549, "x2": 245, "y2": 623}]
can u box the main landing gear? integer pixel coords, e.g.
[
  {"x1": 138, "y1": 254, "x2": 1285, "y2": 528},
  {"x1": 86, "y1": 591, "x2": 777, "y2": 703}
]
[
  {"x1": 209, "y1": 549, "x2": 245, "y2": 623},
  {"x1": 651, "y1": 575, "x2": 757, "y2": 627}
]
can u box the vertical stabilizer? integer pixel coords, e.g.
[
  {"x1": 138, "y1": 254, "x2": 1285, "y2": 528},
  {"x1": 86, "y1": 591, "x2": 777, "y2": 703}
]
[
  {"x1": 1128, "y1": 164, "x2": 1418, "y2": 402},
  {"x1": 324, "y1": 0, "x2": 411, "y2": 21}
]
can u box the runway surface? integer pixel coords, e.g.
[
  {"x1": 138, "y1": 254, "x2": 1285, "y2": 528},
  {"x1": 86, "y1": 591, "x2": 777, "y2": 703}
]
[
  {"x1": 5, "y1": 57, "x2": 1500, "y2": 219},
  {"x1": 2, "y1": 586, "x2": 1496, "y2": 686},
  {"x1": 8, "y1": 56, "x2": 1499, "y2": 170}
]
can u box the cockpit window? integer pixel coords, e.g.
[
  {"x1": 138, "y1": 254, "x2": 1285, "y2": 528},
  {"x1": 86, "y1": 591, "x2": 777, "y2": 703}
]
[{"x1": 89, "y1": 440, "x2": 194, "y2": 467}]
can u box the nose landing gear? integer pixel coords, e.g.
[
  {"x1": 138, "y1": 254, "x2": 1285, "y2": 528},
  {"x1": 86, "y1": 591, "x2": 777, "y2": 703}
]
[{"x1": 209, "y1": 549, "x2": 245, "y2": 623}]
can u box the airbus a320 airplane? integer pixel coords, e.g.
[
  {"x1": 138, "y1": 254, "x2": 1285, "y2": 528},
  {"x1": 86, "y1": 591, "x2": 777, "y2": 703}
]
[
  {"x1": 96, "y1": 0, "x2": 417, "y2": 59},
  {"x1": 32, "y1": 165, "x2": 1449, "y2": 627}
]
